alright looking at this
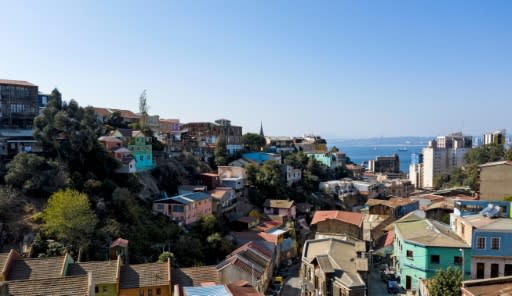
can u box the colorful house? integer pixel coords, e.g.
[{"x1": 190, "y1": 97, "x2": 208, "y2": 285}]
[
  {"x1": 128, "y1": 131, "x2": 154, "y2": 171},
  {"x1": 119, "y1": 261, "x2": 171, "y2": 296},
  {"x1": 153, "y1": 192, "x2": 213, "y2": 225},
  {"x1": 393, "y1": 217, "x2": 471, "y2": 292},
  {"x1": 452, "y1": 214, "x2": 512, "y2": 279},
  {"x1": 263, "y1": 199, "x2": 296, "y2": 220},
  {"x1": 67, "y1": 257, "x2": 122, "y2": 296}
]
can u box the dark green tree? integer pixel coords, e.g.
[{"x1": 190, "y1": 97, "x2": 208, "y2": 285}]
[
  {"x1": 104, "y1": 111, "x2": 127, "y2": 129},
  {"x1": 5, "y1": 153, "x2": 68, "y2": 196},
  {"x1": 241, "y1": 133, "x2": 266, "y2": 152},
  {"x1": 214, "y1": 135, "x2": 229, "y2": 166},
  {"x1": 428, "y1": 266, "x2": 462, "y2": 296}
]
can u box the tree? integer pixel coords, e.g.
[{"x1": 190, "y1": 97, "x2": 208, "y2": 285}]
[
  {"x1": 157, "y1": 251, "x2": 175, "y2": 263},
  {"x1": 104, "y1": 111, "x2": 127, "y2": 129},
  {"x1": 43, "y1": 189, "x2": 97, "y2": 259},
  {"x1": 138, "y1": 90, "x2": 148, "y2": 130},
  {"x1": 428, "y1": 266, "x2": 462, "y2": 296},
  {"x1": 5, "y1": 153, "x2": 68, "y2": 196},
  {"x1": 214, "y1": 135, "x2": 229, "y2": 166},
  {"x1": 241, "y1": 133, "x2": 266, "y2": 152}
]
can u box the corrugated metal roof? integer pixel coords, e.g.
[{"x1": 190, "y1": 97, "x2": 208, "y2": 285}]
[{"x1": 183, "y1": 284, "x2": 231, "y2": 296}]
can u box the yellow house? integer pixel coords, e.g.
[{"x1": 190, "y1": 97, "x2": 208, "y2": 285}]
[
  {"x1": 119, "y1": 260, "x2": 171, "y2": 296},
  {"x1": 67, "y1": 256, "x2": 122, "y2": 296}
]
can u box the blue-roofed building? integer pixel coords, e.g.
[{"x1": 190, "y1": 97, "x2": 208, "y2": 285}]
[
  {"x1": 183, "y1": 285, "x2": 231, "y2": 296},
  {"x1": 241, "y1": 152, "x2": 281, "y2": 165},
  {"x1": 152, "y1": 192, "x2": 212, "y2": 225}
]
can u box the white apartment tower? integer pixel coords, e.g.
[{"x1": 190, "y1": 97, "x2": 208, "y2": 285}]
[
  {"x1": 484, "y1": 129, "x2": 506, "y2": 145},
  {"x1": 411, "y1": 132, "x2": 473, "y2": 189}
]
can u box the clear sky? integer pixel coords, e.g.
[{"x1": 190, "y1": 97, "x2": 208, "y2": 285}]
[{"x1": 1, "y1": 1, "x2": 511, "y2": 138}]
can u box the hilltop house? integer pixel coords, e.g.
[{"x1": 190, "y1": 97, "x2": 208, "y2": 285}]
[
  {"x1": 153, "y1": 192, "x2": 212, "y2": 225},
  {"x1": 310, "y1": 210, "x2": 364, "y2": 240},
  {"x1": 263, "y1": 199, "x2": 296, "y2": 220},
  {"x1": 128, "y1": 131, "x2": 154, "y2": 171}
]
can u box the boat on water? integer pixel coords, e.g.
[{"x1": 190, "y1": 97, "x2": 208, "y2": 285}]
[{"x1": 398, "y1": 147, "x2": 408, "y2": 152}]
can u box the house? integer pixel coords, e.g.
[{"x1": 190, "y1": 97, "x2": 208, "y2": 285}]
[
  {"x1": 209, "y1": 187, "x2": 237, "y2": 219},
  {"x1": 218, "y1": 166, "x2": 246, "y2": 190},
  {"x1": 301, "y1": 237, "x2": 368, "y2": 296},
  {"x1": 0, "y1": 129, "x2": 43, "y2": 157},
  {"x1": 283, "y1": 165, "x2": 301, "y2": 186},
  {"x1": 200, "y1": 173, "x2": 220, "y2": 190},
  {"x1": 265, "y1": 136, "x2": 295, "y2": 153},
  {"x1": 306, "y1": 151, "x2": 345, "y2": 168},
  {"x1": 216, "y1": 240, "x2": 276, "y2": 293},
  {"x1": 153, "y1": 192, "x2": 212, "y2": 225},
  {"x1": 226, "y1": 281, "x2": 264, "y2": 296},
  {"x1": 6, "y1": 254, "x2": 74, "y2": 281},
  {"x1": 119, "y1": 261, "x2": 171, "y2": 296},
  {"x1": 453, "y1": 200, "x2": 512, "y2": 218},
  {"x1": 310, "y1": 210, "x2": 364, "y2": 240},
  {"x1": 263, "y1": 199, "x2": 296, "y2": 220},
  {"x1": 478, "y1": 161, "x2": 512, "y2": 200},
  {"x1": 98, "y1": 136, "x2": 136, "y2": 173},
  {"x1": 345, "y1": 164, "x2": 364, "y2": 179},
  {"x1": 451, "y1": 214, "x2": 512, "y2": 279},
  {"x1": 0, "y1": 79, "x2": 39, "y2": 129},
  {"x1": 366, "y1": 197, "x2": 419, "y2": 219},
  {"x1": 109, "y1": 238, "x2": 129, "y2": 263},
  {"x1": 171, "y1": 265, "x2": 221, "y2": 288},
  {"x1": 461, "y1": 276, "x2": 512, "y2": 296},
  {"x1": 182, "y1": 285, "x2": 231, "y2": 296},
  {"x1": 127, "y1": 131, "x2": 154, "y2": 171},
  {"x1": 393, "y1": 217, "x2": 470, "y2": 291},
  {"x1": 424, "y1": 199, "x2": 454, "y2": 222},
  {"x1": 67, "y1": 257, "x2": 121, "y2": 296},
  {"x1": 2, "y1": 274, "x2": 94, "y2": 296},
  {"x1": 232, "y1": 216, "x2": 260, "y2": 231}
]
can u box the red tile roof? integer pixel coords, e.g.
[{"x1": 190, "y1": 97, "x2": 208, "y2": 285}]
[
  {"x1": 311, "y1": 210, "x2": 364, "y2": 227},
  {"x1": 110, "y1": 238, "x2": 129, "y2": 248}
]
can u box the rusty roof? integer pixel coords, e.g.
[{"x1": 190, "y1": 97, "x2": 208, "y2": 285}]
[
  {"x1": 119, "y1": 262, "x2": 170, "y2": 289},
  {"x1": 4, "y1": 274, "x2": 91, "y2": 296},
  {"x1": 0, "y1": 79, "x2": 37, "y2": 87},
  {"x1": 263, "y1": 199, "x2": 295, "y2": 209},
  {"x1": 311, "y1": 210, "x2": 364, "y2": 227},
  {"x1": 171, "y1": 265, "x2": 221, "y2": 287},
  {"x1": 7, "y1": 256, "x2": 67, "y2": 281}
]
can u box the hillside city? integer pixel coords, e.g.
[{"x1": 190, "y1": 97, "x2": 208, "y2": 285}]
[{"x1": 1, "y1": 78, "x2": 512, "y2": 296}]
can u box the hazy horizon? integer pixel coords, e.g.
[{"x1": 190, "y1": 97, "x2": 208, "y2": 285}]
[{"x1": 1, "y1": 1, "x2": 511, "y2": 138}]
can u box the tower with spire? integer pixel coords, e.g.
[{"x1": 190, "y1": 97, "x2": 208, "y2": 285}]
[{"x1": 259, "y1": 121, "x2": 264, "y2": 137}]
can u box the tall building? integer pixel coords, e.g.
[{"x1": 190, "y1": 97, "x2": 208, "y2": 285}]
[
  {"x1": 412, "y1": 132, "x2": 472, "y2": 189},
  {"x1": 484, "y1": 129, "x2": 506, "y2": 145},
  {"x1": 368, "y1": 154, "x2": 400, "y2": 173},
  {"x1": 0, "y1": 79, "x2": 39, "y2": 128}
]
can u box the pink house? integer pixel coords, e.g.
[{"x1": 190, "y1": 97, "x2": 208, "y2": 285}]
[
  {"x1": 263, "y1": 199, "x2": 296, "y2": 220},
  {"x1": 153, "y1": 192, "x2": 212, "y2": 225}
]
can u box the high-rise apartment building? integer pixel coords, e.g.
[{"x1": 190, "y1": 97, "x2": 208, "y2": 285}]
[
  {"x1": 483, "y1": 129, "x2": 506, "y2": 145},
  {"x1": 410, "y1": 132, "x2": 472, "y2": 189}
]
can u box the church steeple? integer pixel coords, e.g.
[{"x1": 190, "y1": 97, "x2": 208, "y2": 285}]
[{"x1": 259, "y1": 121, "x2": 264, "y2": 137}]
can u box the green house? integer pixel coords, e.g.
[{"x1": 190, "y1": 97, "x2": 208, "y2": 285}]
[
  {"x1": 393, "y1": 217, "x2": 470, "y2": 292},
  {"x1": 127, "y1": 131, "x2": 154, "y2": 171}
]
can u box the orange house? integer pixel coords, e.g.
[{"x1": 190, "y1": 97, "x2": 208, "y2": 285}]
[{"x1": 119, "y1": 260, "x2": 171, "y2": 296}]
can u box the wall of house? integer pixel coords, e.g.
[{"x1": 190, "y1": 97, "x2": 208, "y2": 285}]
[
  {"x1": 119, "y1": 285, "x2": 170, "y2": 296},
  {"x1": 184, "y1": 198, "x2": 212, "y2": 225},
  {"x1": 479, "y1": 165, "x2": 512, "y2": 200},
  {"x1": 472, "y1": 230, "x2": 512, "y2": 257},
  {"x1": 128, "y1": 136, "x2": 153, "y2": 171},
  {"x1": 316, "y1": 220, "x2": 361, "y2": 240},
  {"x1": 94, "y1": 283, "x2": 117, "y2": 296},
  {"x1": 452, "y1": 216, "x2": 474, "y2": 246}
]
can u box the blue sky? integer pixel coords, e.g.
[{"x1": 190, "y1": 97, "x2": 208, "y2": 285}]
[{"x1": 1, "y1": 1, "x2": 511, "y2": 138}]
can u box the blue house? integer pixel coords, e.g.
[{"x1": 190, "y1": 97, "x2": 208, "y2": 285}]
[{"x1": 457, "y1": 214, "x2": 512, "y2": 279}]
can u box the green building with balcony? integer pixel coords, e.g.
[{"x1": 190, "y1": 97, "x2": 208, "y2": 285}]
[
  {"x1": 393, "y1": 217, "x2": 470, "y2": 292},
  {"x1": 127, "y1": 131, "x2": 154, "y2": 171}
]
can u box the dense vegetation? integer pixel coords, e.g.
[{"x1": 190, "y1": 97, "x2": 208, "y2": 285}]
[{"x1": 428, "y1": 266, "x2": 462, "y2": 296}]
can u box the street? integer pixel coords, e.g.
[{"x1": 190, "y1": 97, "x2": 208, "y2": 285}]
[{"x1": 281, "y1": 263, "x2": 301, "y2": 296}]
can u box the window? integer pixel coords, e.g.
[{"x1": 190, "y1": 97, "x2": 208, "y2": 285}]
[
  {"x1": 505, "y1": 264, "x2": 512, "y2": 276},
  {"x1": 139, "y1": 289, "x2": 145, "y2": 296},
  {"x1": 140, "y1": 155, "x2": 143, "y2": 161},
  {"x1": 477, "y1": 237, "x2": 486, "y2": 249},
  {"x1": 148, "y1": 289, "x2": 153, "y2": 296},
  {"x1": 461, "y1": 224, "x2": 465, "y2": 235},
  {"x1": 491, "y1": 263, "x2": 500, "y2": 278},
  {"x1": 102, "y1": 286, "x2": 107, "y2": 292},
  {"x1": 430, "y1": 255, "x2": 440, "y2": 264},
  {"x1": 454, "y1": 256, "x2": 462, "y2": 265},
  {"x1": 156, "y1": 288, "x2": 161, "y2": 296},
  {"x1": 95, "y1": 287, "x2": 99, "y2": 293},
  {"x1": 492, "y1": 237, "x2": 500, "y2": 250},
  {"x1": 406, "y1": 250, "x2": 413, "y2": 259}
]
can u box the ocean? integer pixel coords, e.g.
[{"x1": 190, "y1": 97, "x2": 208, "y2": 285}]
[{"x1": 328, "y1": 141, "x2": 424, "y2": 173}]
